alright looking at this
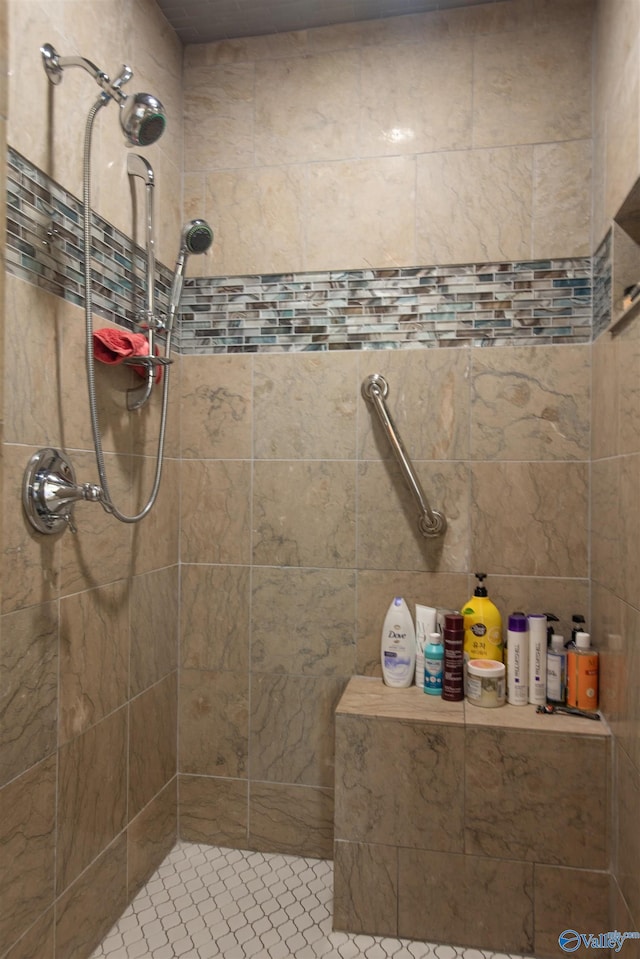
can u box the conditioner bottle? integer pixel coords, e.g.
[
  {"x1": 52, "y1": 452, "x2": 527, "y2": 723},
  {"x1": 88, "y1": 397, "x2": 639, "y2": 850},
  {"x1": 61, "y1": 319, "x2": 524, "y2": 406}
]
[
  {"x1": 442, "y1": 613, "x2": 464, "y2": 702},
  {"x1": 507, "y1": 612, "x2": 529, "y2": 706}
]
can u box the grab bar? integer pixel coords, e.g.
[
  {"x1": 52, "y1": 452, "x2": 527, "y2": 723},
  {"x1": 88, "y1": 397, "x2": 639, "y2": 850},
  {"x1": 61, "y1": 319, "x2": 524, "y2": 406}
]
[{"x1": 362, "y1": 373, "x2": 447, "y2": 538}]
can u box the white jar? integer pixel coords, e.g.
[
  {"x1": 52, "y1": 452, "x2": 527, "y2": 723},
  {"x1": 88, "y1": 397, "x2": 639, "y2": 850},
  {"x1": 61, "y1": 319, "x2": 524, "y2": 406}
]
[{"x1": 466, "y1": 659, "x2": 506, "y2": 708}]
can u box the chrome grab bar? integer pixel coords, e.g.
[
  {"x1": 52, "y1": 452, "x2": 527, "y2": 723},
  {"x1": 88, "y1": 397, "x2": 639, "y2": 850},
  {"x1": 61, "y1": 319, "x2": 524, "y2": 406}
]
[{"x1": 362, "y1": 373, "x2": 447, "y2": 538}]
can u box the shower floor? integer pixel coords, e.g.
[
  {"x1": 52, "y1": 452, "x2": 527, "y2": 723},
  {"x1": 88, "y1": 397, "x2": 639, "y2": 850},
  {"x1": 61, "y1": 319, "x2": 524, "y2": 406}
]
[{"x1": 91, "y1": 841, "x2": 529, "y2": 959}]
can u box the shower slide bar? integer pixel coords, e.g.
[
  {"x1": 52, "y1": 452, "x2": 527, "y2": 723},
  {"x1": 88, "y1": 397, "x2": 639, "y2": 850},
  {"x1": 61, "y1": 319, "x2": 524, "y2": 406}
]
[{"x1": 362, "y1": 373, "x2": 447, "y2": 538}]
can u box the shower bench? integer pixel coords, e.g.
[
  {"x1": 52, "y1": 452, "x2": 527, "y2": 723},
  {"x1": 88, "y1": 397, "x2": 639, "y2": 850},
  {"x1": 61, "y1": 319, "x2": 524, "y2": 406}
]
[{"x1": 334, "y1": 676, "x2": 611, "y2": 958}]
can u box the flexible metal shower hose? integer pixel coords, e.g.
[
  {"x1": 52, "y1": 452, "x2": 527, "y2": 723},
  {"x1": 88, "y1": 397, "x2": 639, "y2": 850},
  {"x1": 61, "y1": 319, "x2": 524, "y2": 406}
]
[{"x1": 83, "y1": 96, "x2": 171, "y2": 523}]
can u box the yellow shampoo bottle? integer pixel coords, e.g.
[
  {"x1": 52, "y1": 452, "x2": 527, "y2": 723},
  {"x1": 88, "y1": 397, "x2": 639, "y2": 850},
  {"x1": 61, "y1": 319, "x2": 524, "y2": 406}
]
[{"x1": 462, "y1": 573, "x2": 503, "y2": 671}]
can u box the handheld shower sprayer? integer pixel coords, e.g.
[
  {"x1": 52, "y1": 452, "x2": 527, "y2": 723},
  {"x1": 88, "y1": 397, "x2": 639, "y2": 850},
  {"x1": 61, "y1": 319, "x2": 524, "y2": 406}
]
[
  {"x1": 167, "y1": 219, "x2": 214, "y2": 331},
  {"x1": 41, "y1": 43, "x2": 166, "y2": 146}
]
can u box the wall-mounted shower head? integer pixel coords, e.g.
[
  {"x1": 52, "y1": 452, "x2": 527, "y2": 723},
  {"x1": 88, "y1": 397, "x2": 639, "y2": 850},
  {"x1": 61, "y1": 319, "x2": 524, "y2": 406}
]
[
  {"x1": 120, "y1": 92, "x2": 166, "y2": 147},
  {"x1": 167, "y1": 219, "x2": 214, "y2": 330},
  {"x1": 41, "y1": 43, "x2": 166, "y2": 146}
]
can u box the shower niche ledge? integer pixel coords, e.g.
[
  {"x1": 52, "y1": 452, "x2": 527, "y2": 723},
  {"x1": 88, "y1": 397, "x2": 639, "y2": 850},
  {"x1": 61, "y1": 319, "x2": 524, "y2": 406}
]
[
  {"x1": 334, "y1": 676, "x2": 611, "y2": 959},
  {"x1": 610, "y1": 174, "x2": 640, "y2": 333}
]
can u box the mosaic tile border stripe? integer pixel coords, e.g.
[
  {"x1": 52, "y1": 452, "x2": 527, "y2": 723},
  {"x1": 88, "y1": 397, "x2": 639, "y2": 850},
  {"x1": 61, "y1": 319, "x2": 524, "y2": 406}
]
[{"x1": 6, "y1": 146, "x2": 593, "y2": 353}]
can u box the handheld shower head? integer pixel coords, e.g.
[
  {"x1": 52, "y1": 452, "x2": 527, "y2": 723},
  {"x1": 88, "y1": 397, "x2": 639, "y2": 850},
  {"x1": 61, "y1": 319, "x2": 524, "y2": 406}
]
[
  {"x1": 120, "y1": 92, "x2": 166, "y2": 147},
  {"x1": 180, "y1": 219, "x2": 215, "y2": 255},
  {"x1": 167, "y1": 219, "x2": 214, "y2": 330}
]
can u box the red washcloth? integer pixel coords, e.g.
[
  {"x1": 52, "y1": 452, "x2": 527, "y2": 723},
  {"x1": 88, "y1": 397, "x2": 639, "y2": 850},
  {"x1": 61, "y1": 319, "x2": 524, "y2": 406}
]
[{"x1": 92, "y1": 328, "x2": 162, "y2": 382}]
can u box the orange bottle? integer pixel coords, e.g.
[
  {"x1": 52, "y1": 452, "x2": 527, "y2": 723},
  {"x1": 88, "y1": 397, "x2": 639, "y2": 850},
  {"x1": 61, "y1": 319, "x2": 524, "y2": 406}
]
[{"x1": 566, "y1": 631, "x2": 598, "y2": 711}]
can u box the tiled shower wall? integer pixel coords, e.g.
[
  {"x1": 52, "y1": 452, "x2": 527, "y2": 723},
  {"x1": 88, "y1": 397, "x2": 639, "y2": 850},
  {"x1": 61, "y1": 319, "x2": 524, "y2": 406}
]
[
  {"x1": 1, "y1": 2, "x2": 639, "y2": 959},
  {"x1": 1, "y1": 1, "x2": 184, "y2": 957}
]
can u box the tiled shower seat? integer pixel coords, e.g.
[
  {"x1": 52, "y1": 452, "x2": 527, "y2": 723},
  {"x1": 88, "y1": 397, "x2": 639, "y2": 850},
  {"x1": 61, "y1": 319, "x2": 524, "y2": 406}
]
[{"x1": 334, "y1": 676, "x2": 611, "y2": 959}]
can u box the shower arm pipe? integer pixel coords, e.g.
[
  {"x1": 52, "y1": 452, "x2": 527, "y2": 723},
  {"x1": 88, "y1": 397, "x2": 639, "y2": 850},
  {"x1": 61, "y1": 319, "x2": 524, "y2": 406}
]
[
  {"x1": 83, "y1": 96, "x2": 170, "y2": 523},
  {"x1": 362, "y1": 373, "x2": 446, "y2": 538},
  {"x1": 41, "y1": 43, "x2": 131, "y2": 103}
]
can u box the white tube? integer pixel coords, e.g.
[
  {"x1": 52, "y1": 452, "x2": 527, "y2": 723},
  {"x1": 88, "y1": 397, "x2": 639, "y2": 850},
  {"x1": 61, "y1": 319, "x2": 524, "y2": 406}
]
[{"x1": 415, "y1": 605, "x2": 437, "y2": 688}]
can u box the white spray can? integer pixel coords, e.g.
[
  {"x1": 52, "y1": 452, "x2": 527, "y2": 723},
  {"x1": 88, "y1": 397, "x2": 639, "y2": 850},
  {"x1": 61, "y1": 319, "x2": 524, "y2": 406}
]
[{"x1": 381, "y1": 598, "x2": 416, "y2": 688}]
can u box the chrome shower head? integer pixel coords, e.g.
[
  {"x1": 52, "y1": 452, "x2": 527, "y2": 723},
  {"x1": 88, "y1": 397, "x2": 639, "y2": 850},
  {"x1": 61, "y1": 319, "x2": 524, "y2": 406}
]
[
  {"x1": 120, "y1": 92, "x2": 166, "y2": 147},
  {"x1": 166, "y1": 219, "x2": 214, "y2": 330},
  {"x1": 41, "y1": 43, "x2": 166, "y2": 146},
  {"x1": 180, "y1": 219, "x2": 214, "y2": 255}
]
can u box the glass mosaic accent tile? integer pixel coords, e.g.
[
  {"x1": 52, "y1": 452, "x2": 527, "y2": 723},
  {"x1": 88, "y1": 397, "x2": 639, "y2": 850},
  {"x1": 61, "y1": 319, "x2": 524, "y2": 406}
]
[
  {"x1": 6, "y1": 146, "x2": 594, "y2": 354},
  {"x1": 90, "y1": 841, "x2": 536, "y2": 959}
]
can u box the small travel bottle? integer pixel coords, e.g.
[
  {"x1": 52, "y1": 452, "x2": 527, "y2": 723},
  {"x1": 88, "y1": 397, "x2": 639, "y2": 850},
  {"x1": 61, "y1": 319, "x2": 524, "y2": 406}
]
[{"x1": 424, "y1": 631, "x2": 443, "y2": 696}]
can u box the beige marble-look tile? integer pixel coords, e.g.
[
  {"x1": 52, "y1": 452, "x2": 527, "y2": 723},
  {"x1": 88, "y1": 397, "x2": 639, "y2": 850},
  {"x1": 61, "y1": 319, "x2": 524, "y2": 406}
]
[
  {"x1": 591, "y1": 457, "x2": 622, "y2": 596},
  {"x1": 254, "y1": 50, "x2": 360, "y2": 165},
  {"x1": 184, "y1": 60, "x2": 254, "y2": 172},
  {"x1": 130, "y1": 455, "x2": 180, "y2": 575},
  {"x1": 130, "y1": 354, "x2": 182, "y2": 461},
  {"x1": 616, "y1": 745, "x2": 640, "y2": 925},
  {"x1": 471, "y1": 462, "x2": 588, "y2": 577},
  {"x1": 129, "y1": 673, "x2": 177, "y2": 821},
  {"x1": 334, "y1": 713, "x2": 464, "y2": 849},
  {"x1": 356, "y1": 570, "x2": 467, "y2": 676},
  {"x1": 254, "y1": 352, "x2": 358, "y2": 460},
  {"x1": 359, "y1": 348, "x2": 471, "y2": 461},
  {"x1": 179, "y1": 669, "x2": 248, "y2": 778},
  {"x1": 333, "y1": 840, "x2": 398, "y2": 936},
  {"x1": 463, "y1": 700, "x2": 609, "y2": 737},
  {"x1": 0, "y1": 602, "x2": 58, "y2": 786},
  {"x1": 55, "y1": 834, "x2": 127, "y2": 959},
  {"x1": 249, "y1": 782, "x2": 334, "y2": 859},
  {"x1": 251, "y1": 566, "x2": 356, "y2": 676},
  {"x1": 591, "y1": 583, "x2": 625, "y2": 732},
  {"x1": 610, "y1": 881, "x2": 640, "y2": 959},
  {"x1": 130, "y1": 565, "x2": 179, "y2": 697},
  {"x1": 416, "y1": 147, "x2": 533, "y2": 265},
  {"x1": 2, "y1": 443, "x2": 60, "y2": 615},
  {"x1": 59, "y1": 581, "x2": 129, "y2": 745},
  {"x1": 181, "y1": 459, "x2": 251, "y2": 565},
  {"x1": 337, "y1": 676, "x2": 465, "y2": 725},
  {"x1": 180, "y1": 354, "x2": 252, "y2": 460},
  {"x1": 357, "y1": 460, "x2": 469, "y2": 573},
  {"x1": 3, "y1": 909, "x2": 54, "y2": 959},
  {"x1": 591, "y1": 322, "x2": 619, "y2": 461},
  {"x1": 603, "y1": 57, "x2": 639, "y2": 226},
  {"x1": 464, "y1": 726, "x2": 609, "y2": 869},
  {"x1": 3, "y1": 276, "x2": 63, "y2": 447},
  {"x1": 180, "y1": 564, "x2": 250, "y2": 672},
  {"x1": 397, "y1": 848, "x2": 534, "y2": 953},
  {"x1": 358, "y1": 35, "x2": 472, "y2": 157},
  {"x1": 473, "y1": 23, "x2": 592, "y2": 149},
  {"x1": 617, "y1": 296, "x2": 640, "y2": 456},
  {"x1": 251, "y1": 674, "x2": 347, "y2": 788},
  {"x1": 470, "y1": 345, "x2": 590, "y2": 461},
  {"x1": 620, "y1": 454, "x2": 640, "y2": 609},
  {"x1": 178, "y1": 775, "x2": 248, "y2": 848},
  {"x1": 57, "y1": 707, "x2": 128, "y2": 893},
  {"x1": 127, "y1": 779, "x2": 177, "y2": 900},
  {"x1": 305, "y1": 157, "x2": 417, "y2": 271},
  {"x1": 252, "y1": 460, "x2": 356, "y2": 569},
  {"x1": 0, "y1": 756, "x2": 56, "y2": 955},
  {"x1": 533, "y1": 140, "x2": 592, "y2": 258},
  {"x1": 204, "y1": 165, "x2": 306, "y2": 276},
  {"x1": 534, "y1": 865, "x2": 610, "y2": 959},
  {"x1": 59, "y1": 451, "x2": 134, "y2": 595}
]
